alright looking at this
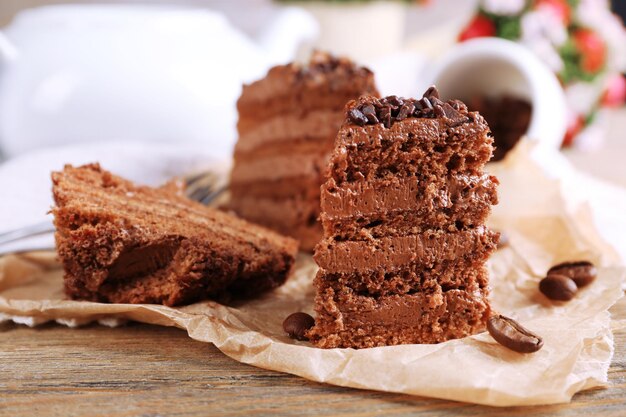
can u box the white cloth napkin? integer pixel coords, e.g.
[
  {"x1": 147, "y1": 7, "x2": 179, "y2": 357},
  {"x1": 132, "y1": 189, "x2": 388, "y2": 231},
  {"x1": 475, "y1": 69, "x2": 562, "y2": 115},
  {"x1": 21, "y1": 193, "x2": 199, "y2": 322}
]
[{"x1": 0, "y1": 141, "x2": 219, "y2": 252}]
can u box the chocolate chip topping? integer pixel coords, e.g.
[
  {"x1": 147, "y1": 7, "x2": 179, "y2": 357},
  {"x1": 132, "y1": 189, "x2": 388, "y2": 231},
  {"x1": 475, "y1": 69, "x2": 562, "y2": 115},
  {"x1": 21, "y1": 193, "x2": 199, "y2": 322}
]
[
  {"x1": 347, "y1": 86, "x2": 469, "y2": 128},
  {"x1": 424, "y1": 85, "x2": 440, "y2": 99},
  {"x1": 347, "y1": 108, "x2": 368, "y2": 126},
  {"x1": 361, "y1": 104, "x2": 378, "y2": 123},
  {"x1": 296, "y1": 50, "x2": 373, "y2": 81}
]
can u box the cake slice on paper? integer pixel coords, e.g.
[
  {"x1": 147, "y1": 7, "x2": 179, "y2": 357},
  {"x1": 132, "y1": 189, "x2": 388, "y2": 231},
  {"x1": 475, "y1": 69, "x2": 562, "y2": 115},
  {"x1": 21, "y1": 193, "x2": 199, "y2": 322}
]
[
  {"x1": 308, "y1": 87, "x2": 499, "y2": 348},
  {"x1": 52, "y1": 164, "x2": 298, "y2": 306},
  {"x1": 228, "y1": 51, "x2": 379, "y2": 251}
]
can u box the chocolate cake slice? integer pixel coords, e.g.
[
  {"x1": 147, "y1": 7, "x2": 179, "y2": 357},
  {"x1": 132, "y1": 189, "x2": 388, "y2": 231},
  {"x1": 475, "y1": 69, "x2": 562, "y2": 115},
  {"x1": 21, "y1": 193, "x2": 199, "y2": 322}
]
[
  {"x1": 307, "y1": 87, "x2": 499, "y2": 348},
  {"x1": 52, "y1": 164, "x2": 298, "y2": 306},
  {"x1": 228, "y1": 51, "x2": 379, "y2": 251}
]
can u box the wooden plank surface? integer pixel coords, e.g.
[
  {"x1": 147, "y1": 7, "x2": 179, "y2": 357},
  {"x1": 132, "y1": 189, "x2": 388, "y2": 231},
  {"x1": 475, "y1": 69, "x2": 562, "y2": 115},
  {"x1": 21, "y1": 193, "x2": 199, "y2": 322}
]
[
  {"x1": 1, "y1": 110, "x2": 626, "y2": 416},
  {"x1": 0, "y1": 296, "x2": 624, "y2": 417}
]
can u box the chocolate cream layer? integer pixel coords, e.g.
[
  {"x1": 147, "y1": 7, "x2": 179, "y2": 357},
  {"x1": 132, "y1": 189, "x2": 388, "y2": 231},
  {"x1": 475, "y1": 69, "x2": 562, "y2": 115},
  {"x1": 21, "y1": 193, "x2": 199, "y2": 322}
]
[
  {"x1": 320, "y1": 173, "x2": 498, "y2": 239},
  {"x1": 237, "y1": 59, "x2": 377, "y2": 122},
  {"x1": 228, "y1": 195, "x2": 319, "y2": 229},
  {"x1": 315, "y1": 226, "x2": 497, "y2": 274},
  {"x1": 307, "y1": 286, "x2": 490, "y2": 348},
  {"x1": 236, "y1": 109, "x2": 341, "y2": 151},
  {"x1": 323, "y1": 204, "x2": 496, "y2": 242},
  {"x1": 230, "y1": 176, "x2": 321, "y2": 200},
  {"x1": 239, "y1": 94, "x2": 361, "y2": 126},
  {"x1": 234, "y1": 136, "x2": 335, "y2": 165},
  {"x1": 226, "y1": 197, "x2": 322, "y2": 252},
  {"x1": 239, "y1": 74, "x2": 375, "y2": 112},
  {"x1": 230, "y1": 152, "x2": 329, "y2": 184}
]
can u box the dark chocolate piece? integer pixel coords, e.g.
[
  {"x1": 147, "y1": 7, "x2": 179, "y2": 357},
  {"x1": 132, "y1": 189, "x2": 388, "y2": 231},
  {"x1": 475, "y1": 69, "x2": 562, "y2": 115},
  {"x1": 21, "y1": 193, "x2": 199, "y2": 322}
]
[
  {"x1": 348, "y1": 108, "x2": 368, "y2": 126},
  {"x1": 297, "y1": 50, "x2": 374, "y2": 82}
]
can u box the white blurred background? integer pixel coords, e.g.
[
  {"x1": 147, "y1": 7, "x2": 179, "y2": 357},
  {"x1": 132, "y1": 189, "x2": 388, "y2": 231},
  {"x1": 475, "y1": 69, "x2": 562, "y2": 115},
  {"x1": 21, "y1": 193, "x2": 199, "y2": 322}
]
[
  {"x1": 0, "y1": 0, "x2": 624, "y2": 186},
  {"x1": 0, "y1": 0, "x2": 479, "y2": 160}
]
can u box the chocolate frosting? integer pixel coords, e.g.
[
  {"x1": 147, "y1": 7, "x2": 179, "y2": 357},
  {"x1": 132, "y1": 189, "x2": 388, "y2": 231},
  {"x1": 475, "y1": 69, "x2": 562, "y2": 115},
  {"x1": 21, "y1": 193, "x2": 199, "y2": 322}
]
[
  {"x1": 314, "y1": 226, "x2": 497, "y2": 273},
  {"x1": 295, "y1": 50, "x2": 373, "y2": 83},
  {"x1": 321, "y1": 174, "x2": 498, "y2": 218},
  {"x1": 343, "y1": 288, "x2": 488, "y2": 327}
]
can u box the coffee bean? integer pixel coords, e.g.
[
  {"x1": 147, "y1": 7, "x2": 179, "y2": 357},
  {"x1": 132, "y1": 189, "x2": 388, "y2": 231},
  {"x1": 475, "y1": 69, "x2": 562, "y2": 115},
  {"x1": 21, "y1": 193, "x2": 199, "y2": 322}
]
[
  {"x1": 487, "y1": 314, "x2": 543, "y2": 353},
  {"x1": 539, "y1": 274, "x2": 578, "y2": 301},
  {"x1": 283, "y1": 312, "x2": 314, "y2": 341},
  {"x1": 348, "y1": 108, "x2": 368, "y2": 126},
  {"x1": 547, "y1": 261, "x2": 597, "y2": 287}
]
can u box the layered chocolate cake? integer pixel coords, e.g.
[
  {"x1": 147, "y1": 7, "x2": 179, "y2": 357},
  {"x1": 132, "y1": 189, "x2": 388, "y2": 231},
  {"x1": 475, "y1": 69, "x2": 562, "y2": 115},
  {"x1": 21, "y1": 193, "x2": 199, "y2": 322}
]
[
  {"x1": 228, "y1": 51, "x2": 379, "y2": 251},
  {"x1": 308, "y1": 87, "x2": 499, "y2": 348},
  {"x1": 52, "y1": 164, "x2": 298, "y2": 306}
]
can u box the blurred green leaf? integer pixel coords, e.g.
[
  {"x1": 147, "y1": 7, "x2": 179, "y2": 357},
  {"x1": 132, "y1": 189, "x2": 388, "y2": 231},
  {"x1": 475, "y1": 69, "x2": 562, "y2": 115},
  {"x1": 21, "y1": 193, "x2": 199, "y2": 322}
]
[{"x1": 559, "y1": 38, "x2": 601, "y2": 83}]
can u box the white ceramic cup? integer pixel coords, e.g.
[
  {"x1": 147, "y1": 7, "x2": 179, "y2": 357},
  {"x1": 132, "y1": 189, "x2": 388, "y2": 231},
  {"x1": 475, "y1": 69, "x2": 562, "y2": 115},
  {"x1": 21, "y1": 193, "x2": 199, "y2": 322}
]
[{"x1": 424, "y1": 38, "x2": 567, "y2": 151}]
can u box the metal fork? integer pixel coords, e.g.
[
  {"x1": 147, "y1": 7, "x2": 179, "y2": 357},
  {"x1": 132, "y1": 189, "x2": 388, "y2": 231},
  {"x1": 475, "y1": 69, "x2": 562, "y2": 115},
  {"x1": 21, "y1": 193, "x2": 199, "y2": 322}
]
[{"x1": 0, "y1": 170, "x2": 228, "y2": 256}]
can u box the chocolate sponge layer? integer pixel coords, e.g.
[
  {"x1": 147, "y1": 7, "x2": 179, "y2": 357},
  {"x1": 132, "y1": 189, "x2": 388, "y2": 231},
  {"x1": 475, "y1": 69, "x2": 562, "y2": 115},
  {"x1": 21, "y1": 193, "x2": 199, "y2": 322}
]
[
  {"x1": 308, "y1": 284, "x2": 491, "y2": 349},
  {"x1": 316, "y1": 258, "x2": 490, "y2": 297},
  {"x1": 314, "y1": 227, "x2": 497, "y2": 274},
  {"x1": 320, "y1": 174, "x2": 498, "y2": 240}
]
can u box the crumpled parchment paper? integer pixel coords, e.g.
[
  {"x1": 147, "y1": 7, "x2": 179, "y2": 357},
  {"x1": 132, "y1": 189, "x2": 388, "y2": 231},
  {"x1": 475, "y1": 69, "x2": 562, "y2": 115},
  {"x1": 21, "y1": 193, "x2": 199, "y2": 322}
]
[{"x1": 0, "y1": 141, "x2": 624, "y2": 407}]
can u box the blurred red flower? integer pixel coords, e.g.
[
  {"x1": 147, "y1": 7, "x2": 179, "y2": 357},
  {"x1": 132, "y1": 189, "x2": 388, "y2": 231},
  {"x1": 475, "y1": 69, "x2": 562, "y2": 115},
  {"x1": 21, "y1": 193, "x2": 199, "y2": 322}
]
[
  {"x1": 458, "y1": 14, "x2": 496, "y2": 42},
  {"x1": 573, "y1": 29, "x2": 607, "y2": 74},
  {"x1": 602, "y1": 74, "x2": 626, "y2": 107}
]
